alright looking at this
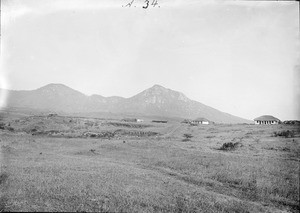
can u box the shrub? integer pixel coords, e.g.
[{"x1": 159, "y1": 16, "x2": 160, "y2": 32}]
[
  {"x1": 273, "y1": 130, "x2": 294, "y2": 138},
  {"x1": 5, "y1": 126, "x2": 14, "y2": 132},
  {"x1": 183, "y1": 134, "x2": 193, "y2": 139},
  {"x1": 182, "y1": 134, "x2": 193, "y2": 142},
  {"x1": 0, "y1": 123, "x2": 5, "y2": 130},
  {"x1": 0, "y1": 123, "x2": 14, "y2": 131},
  {"x1": 90, "y1": 134, "x2": 97, "y2": 138},
  {"x1": 0, "y1": 173, "x2": 8, "y2": 185},
  {"x1": 283, "y1": 120, "x2": 300, "y2": 125},
  {"x1": 219, "y1": 142, "x2": 240, "y2": 151}
]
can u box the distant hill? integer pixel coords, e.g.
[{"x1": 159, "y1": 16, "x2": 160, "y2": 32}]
[{"x1": 1, "y1": 83, "x2": 251, "y2": 123}]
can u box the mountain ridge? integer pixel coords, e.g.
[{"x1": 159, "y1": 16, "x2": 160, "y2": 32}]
[{"x1": 1, "y1": 83, "x2": 251, "y2": 123}]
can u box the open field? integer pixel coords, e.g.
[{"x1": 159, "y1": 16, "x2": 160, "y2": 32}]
[{"x1": 0, "y1": 113, "x2": 299, "y2": 212}]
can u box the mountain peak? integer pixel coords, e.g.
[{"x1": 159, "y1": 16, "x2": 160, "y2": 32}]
[
  {"x1": 151, "y1": 84, "x2": 166, "y2": 89},
  {"x1": 147, "y1": 84, "x2": 170, "y2": 93},
  {"x1": 142, "y1": 84, "x2": 170, "y2": 95},
  {"x1": 38, "y1": 83, "x2": 70, "y2": 90},
  {"x1": 37, "y1": 83, "x2": 69, "y2": 93},
  {"x1": 36, "y1": 83, "x2": 86, "y2": 97},
  {"x1": 130, "y1": 84, "x2": 190, "y2": 105}
]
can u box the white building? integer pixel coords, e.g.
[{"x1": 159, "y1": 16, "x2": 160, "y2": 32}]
[
  {"x1": 191, "y1": 117, "x2": 210, "y2": 125},
  {"x1": 254, "y1": 115, "x2": 280, "y2": 125}
]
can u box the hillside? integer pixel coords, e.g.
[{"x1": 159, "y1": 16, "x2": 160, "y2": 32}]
[{"x1": 2, "y1": 84, "x2": 251, "y2": 123}]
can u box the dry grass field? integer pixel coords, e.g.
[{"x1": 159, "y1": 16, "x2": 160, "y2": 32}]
[{"x1": 0, "y1": 113, "x2": 299, "y2": 212}]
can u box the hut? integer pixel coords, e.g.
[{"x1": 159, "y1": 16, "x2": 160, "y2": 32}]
[
  {"x1": 191, "y1": 117, "x2": 210, "y2": 125},
  {"x1": 254, "y1": 115, "x2": 280, "y2": 125}
]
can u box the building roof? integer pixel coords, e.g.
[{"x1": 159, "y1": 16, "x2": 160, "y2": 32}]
[
  {"x1": 193, "y1": 117, "x2": 209, "y2": 122},
  {"x1": 254, "y1": 115, "x2": 280, "y2": 121}
]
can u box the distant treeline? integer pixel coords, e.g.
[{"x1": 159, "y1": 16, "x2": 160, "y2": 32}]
[{"x1": 283, "y1": 120, "x2": 300, "y2": 125}]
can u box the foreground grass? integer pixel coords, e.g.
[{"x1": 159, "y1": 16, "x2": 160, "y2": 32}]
[{"x1": 1, "y1": 121, "x2": 299, "y2": 212}]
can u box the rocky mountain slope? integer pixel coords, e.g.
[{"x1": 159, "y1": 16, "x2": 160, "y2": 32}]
[{"x1": 2, "y1": 83, "x2": 251, "y2": 123}]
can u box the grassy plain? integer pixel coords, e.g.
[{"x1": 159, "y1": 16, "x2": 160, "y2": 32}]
[{"x1": 0, "y1": 113, "x2": 299, "y2": 212}]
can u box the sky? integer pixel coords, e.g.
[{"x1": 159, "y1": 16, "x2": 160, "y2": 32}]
[{"x1": 0, "y1": 0, "x2": 299, "y2": 120}]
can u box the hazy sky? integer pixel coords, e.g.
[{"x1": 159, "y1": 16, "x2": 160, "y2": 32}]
[{"x1": 1, "y1": 0, "x2": 299, "y2": 120}]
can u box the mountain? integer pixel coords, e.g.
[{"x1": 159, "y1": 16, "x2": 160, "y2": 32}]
[
  {"x1": 2, "y1": 83, "x2": 251, "y2": 123},
  {"x1": 117, "y1": 84, "x2": 250, "y2": 123},
  {"x1": 5, "y1": 84, "x2": 89, "y2": 112}
]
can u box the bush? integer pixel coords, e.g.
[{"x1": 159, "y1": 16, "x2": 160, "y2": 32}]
[
  {"x1": 5, "y1": 126, "x2": 14, "y2": 132},
  {"x1": 283, "y1": 120, "x2": 300, "y2": 125},
  {"x1": 0, "y1": 123, "x2": 14, "y2": 131},
  {"x1": 0, "y1": 123, "x2": 5, "y2": 130},
  {"x1": 273, "y1": 130, "x2": 294, "y2": 138},
  {"x1": 182, "y1": 134, "x2": 193, "y2": 142},
  {"x1": 0, "y1": 173, "x2": 9, "y2": 185},
  {"x1": 219, "y1": 142, "x2": 240, "y2": 151},
  {"x1": 183, "y1": 134, "x2": 193, "y2": 139}
]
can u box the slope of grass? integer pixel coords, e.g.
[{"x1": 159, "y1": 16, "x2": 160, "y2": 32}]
[{"x1": 1, "y1": 115, "x2": 299, "y2": 212}]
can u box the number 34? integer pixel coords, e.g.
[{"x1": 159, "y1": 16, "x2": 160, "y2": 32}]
[{"x1": 143, "y1": 0, "x2": 158, "y2": 9}]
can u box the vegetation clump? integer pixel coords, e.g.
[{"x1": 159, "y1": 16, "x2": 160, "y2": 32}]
[
  {"x1": 219, "y1": 142, "x2": 240, "y2": 151},
  {"x1": 0, "y1": 123, "x2": 14, "y2": 131},
  {"x1": 83, "y1": 131, "x2": 115, "y2": 139},
  {"x1": 272, "y1": 130, "x2": 294, "y2": 138},
  {"x1": 0, "y1": 123, "x2": 5, "y2": 130},
  {"x1": 0, "y1": 173, "x2": 9, "y2": 185},
  {"x1": 6, "y1": 127, "x2": 14, "y2": 132},
  {"x1": 106, "y1": 122, "x2": 151, "y2": 128},
  {"x1": 283, "y1": 120, "x2": 300, "y2": 125},
  {"x1": 182, "y1": 133, "x2": 193, "y2": 142}
]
